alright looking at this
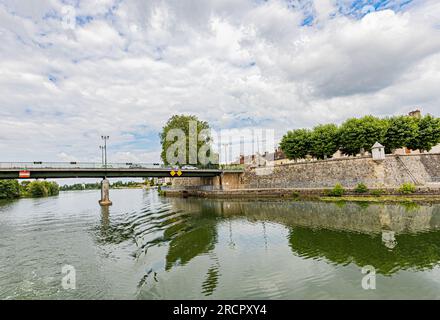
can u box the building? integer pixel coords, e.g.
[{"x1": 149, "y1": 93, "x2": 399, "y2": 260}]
[
  {"x1": 408, "y1": 109, "x2": 422, "y2": 119},
  {"x1": 394, "y1": 109, "x2": 440, "y2": 155},
  {"x1": 153, "y1": 177, "x2": 172, "y2": 185}
]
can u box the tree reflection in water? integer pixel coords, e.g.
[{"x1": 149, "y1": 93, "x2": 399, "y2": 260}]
[{"x1": 95, "y1": 197, "x2": 440, "y2": 296}]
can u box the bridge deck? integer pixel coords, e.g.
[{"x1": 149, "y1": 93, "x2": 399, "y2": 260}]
[{"x1": 0, "y1": 163, "x2": 243, "y2": 179}]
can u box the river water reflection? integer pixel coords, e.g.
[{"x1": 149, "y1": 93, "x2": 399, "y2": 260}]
[{"x1": 1, "y1": 189, "x2": 440, "y2": 299}]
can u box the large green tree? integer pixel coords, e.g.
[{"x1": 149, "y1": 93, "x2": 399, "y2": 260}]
[
  {"x1": 383, "y1": 116, "x2": 419, "y2": 153},
  {"x1": 160, "y1": 115, "x2": 215, "y2": 166},
  {"x1": 310, "y1": 124, "x2": 340, "y2": 160},
  {"x1": 339, "y1": 116, "x2": 388, "y2": 156},
  {"x1": 0, "y1": 180, "x2": 20, "y2": 199},
  {"x1": 279, "y1": 129, "x2": 312, "y2": 161},
  {"x1": 407, "y1": 115, "x2": 440, "y2": 152}
]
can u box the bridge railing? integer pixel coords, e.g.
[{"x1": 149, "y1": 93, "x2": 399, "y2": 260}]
[{"x1": 0, "y1": 162, "x2": 166, "y2": 169}]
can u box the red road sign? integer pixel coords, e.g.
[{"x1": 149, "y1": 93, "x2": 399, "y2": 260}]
[{"x1": 19, "y1": 170, "x2": 30, "y2": 178}]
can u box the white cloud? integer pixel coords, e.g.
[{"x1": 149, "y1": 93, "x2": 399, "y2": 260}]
[{"x1": 0, "y1": 0, "x2": 439, "y2": 163}]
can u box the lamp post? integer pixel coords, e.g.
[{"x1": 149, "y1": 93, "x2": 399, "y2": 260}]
[
  {"x1": 101, "y1": 136, "x2": 109, "y2": 169},
  {"x1": 222, "y1": 142, "x2": 232, "y2": 165},
  {"x1": 222, "y1": 143, "x2": 229, "y2": 165},
  {"x1": 99, "y1": 145, "x2": 104, "y2": 166}
]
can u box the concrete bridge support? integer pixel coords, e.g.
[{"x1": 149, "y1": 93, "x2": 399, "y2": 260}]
[{"x1": 99, "y1": 178, "x2": 112, "y2": 206}]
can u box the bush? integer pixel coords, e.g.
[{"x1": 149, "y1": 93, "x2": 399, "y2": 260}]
[
  {"x1": 0, "y1": 180, "x2": 20, "y2": 199},
  {"x1": 399, "y1": 183, "x2": 416, "y2": 194},
  {"x1": 355, "y1": 183, "x2": 368, "y2": 194},
  {"x1": 27, "y1": 181, "x2": 49, "y2": 197},
  {"x1": 328, "y1": 184, "x2": 345, "y2": 197},
  {"x1": 371, "y1": 189, "x2": 385, "y2": 197},
  {"x1": 41, "y1": 181, "x2": 59, "y2": 196},
  {"x1": 26, "y1": 181, "x2": 60, "y2": 198}
]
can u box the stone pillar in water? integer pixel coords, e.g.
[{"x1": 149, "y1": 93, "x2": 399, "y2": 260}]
[{"x1": 99, "y1": 178, "x2": 112, "y2": 206}]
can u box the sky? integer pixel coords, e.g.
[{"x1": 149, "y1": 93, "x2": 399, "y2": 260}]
[{"x1": 1, "y1": 0, "x2": 440, "y2": 164}]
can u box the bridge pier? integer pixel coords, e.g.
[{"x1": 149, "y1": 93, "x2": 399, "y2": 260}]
[{"x1": 99, "y1": 178, "x2": 112, "y2": 206}]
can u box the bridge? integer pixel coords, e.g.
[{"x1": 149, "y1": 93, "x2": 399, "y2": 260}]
[{"x1": 0, "y1": 162, "x2": 244, "y2": 206}]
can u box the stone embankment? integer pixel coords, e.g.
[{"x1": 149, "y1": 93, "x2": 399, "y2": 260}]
[{"x1": 168, "y1": 153, "x2": 440, "y2": 198}]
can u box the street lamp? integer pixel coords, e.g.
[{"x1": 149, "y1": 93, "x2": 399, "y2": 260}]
[
  {"x1": 101, "y1": 136, "x2": 109, "y2": 169},
  {"x1": 222, "y1": 143, "x2": 228, "y2": 165},
  {"x1": 99, "y1": 145, "x2": 105, "y2": 165}
]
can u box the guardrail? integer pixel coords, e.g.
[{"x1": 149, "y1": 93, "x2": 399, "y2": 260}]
[{"x1": 0, "y1": 162, "x2": 165, "y2": 169}]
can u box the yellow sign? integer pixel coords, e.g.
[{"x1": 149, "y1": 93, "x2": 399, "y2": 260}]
[{"x1": 170, "y1": 169, "x2": 183, "y2": 177}]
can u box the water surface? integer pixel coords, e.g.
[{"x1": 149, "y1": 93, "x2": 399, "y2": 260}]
[{"x1": 1, "y1": 189, "x2": 440, "y2": 299}]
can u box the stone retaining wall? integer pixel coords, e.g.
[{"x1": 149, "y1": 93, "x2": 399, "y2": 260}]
[{"x1": 241, "y1": 154, "x2": 440, "y2": 189}]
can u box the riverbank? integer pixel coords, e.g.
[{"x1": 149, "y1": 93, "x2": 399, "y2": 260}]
[
  {"x1": 60, "y1": 182, "x2": 148, "y2": 191},
  {"x1": 0, "y1": 180, "x2": 59, "y2": 200},
  {"x1": 163, "y1": 186, "x2": 440, "y2": 204}
]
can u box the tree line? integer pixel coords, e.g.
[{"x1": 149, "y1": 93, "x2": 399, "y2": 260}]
[
  {"x1": 60, "y1": 180, "x2": 144, "y2": 191},
  {"x1": 280, "y1": 114, "x2": 440, "y2": 161},
  {"x1": 0, "y1": 180, "x2": 59, "y2": 200}
]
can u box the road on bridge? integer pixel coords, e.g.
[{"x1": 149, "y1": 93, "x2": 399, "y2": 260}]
[{"x1": 0, "y1": 162, "x2": 243, "y2": 179}]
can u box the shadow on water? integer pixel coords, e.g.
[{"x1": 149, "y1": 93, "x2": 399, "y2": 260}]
[{"x1": 92, "y1": 195, "x2": 440, "y2": 296}]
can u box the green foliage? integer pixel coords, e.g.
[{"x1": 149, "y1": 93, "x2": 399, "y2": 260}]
[
  {"x1": 60, "y1": 181, "x2": 141, "y2": 191},
  {"x1": 280, "y1": 114, "x2": 440, "y2": 162},
  {"x1": 354, "y1": 183, "x2": 368, "y2": 194},
  {"x1": 20, "y1": 181, "x2": 30, "y2": 189},
  {"x1": 407, "y1": 115, "x2": 440, "y2": 152},
  {"x1": 370, "y1": 189, "x2": 385, "y2": 197},
  {"x1": 111, "y1": 181, "x2": 140, "y2": 188},
  {"x1": 0, "y1": 180, "x2": 20, "y2": 199},
  {"x1": 279, "y1": 129, "x2": 311, "y2": 160},
  {"x1": 339, "y1": 116, "x2": 388, "y2": 156},
  {"x1": 328, "y1": 184, "x2": 345, "y2": 197},
  {"x1": 27, "y1": 181, "x2": 48, "y2": 197},
  {"x1": 159, "y1": 114, "x2": 214, "y2": 165},
  {"x1": 44, "y1": 181, "x2": 59, "y2": 196},
  {"x1": 334, "y1": 200, "x2": 347, "y2": 208},
  {"x1": 356, "y1": 202, "x2": 370, "y2": 209},
  {"x1": 310, "y1": 124, "x2": 340, "y2": 160},
  {"x1": 0, "y1": 180, "x2": 59, "y2": 199},
  {"x1": 291, "y1": 191, "x2": 300, "y2": 198},
  {"x1": 25, "y1": 181, "x2": 59, "y2": 198},
  {"x1": 398, "y1": 183, "x2": 416, "y2": 194},
  {"x1": 401, "y1": 202, "x2": 420, "y2": 212},
  {"x1": 60, "y1": 183, "x2": 100, "y2": 191},
  {"x1": 383, "y1": 116, "x2": 419, "y2": 153}
]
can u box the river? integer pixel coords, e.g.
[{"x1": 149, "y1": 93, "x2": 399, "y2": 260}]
[{"x1": 1, "y1": 188, "x2": 440, "y2": 299}]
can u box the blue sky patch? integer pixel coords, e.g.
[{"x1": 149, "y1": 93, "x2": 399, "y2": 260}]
[{"x1": 76, "y1": 15, "x2": 93, "y2": 26}]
